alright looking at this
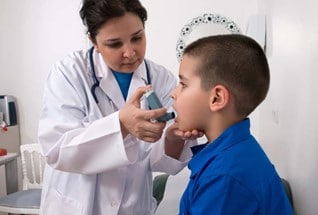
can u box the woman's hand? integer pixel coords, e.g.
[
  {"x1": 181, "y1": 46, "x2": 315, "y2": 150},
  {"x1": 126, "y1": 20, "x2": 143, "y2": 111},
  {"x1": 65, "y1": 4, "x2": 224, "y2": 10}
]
[
  {"x1": 164, "y1": 122, "x2": 204, "y2": 159},
  {"x1": 166, "y1": 122, "x2": 204, "y2": 142},
  {"x1": 119, "y1": 86, "x2": 168, "y2": 143}
]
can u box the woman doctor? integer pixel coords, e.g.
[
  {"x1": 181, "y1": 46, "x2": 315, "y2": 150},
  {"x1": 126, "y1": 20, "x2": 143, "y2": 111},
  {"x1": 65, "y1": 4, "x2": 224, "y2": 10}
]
[{"x1": 38, "y1": 0, "x2": 200, "y2": 214}]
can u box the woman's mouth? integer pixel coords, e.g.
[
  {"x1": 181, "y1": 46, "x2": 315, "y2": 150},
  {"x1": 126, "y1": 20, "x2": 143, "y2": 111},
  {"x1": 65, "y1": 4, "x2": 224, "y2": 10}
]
[{"x1": 122, "y1": 59, "x2": 138, "y2": 66}]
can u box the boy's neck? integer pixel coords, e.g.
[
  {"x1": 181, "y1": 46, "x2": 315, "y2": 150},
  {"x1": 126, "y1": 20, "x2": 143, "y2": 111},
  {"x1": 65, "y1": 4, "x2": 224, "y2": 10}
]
[{"x1": 205, "y1": 115, "x2": 244, "y2": 143}]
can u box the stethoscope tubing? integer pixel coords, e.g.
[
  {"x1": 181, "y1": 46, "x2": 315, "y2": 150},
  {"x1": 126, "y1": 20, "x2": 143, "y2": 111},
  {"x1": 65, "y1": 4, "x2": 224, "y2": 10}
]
[
  {"x1": 89, "y1": 46, "x2": 151, "y2": 104},
  {"x1": 89, "y1": 47, "x2": 100, "y2": 103}
]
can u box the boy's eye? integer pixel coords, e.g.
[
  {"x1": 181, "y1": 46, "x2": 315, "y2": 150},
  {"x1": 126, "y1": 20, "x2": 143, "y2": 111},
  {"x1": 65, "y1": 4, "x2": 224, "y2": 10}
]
[{"x1": 179, "y1": 82, "x2": 186, "y2": 88}]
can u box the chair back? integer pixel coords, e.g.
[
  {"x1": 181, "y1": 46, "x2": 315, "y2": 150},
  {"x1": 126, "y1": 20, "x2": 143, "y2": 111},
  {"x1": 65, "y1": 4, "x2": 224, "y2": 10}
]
[
  {"x1": 281, "y1": 178, "x2": 294, "y2": 209},
  {"x1": 20, "y1": 143, "x2": 46, "y2": 190}
]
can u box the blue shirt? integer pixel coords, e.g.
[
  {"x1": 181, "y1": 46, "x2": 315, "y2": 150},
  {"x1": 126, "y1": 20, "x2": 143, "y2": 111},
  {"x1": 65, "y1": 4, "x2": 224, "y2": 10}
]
[
  {"x1": 179, "y1": 118, "x2": 293, "y2": 215},
  {"x1": 112, "y1": 71, "x2": 133, "y2": 101}
]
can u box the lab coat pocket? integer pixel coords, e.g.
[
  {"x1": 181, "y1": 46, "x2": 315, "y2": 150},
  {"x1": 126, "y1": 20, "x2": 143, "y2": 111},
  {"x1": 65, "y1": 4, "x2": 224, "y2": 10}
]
[{"x1": 41, "y1": 188, "x2": 83, "y2": 215}]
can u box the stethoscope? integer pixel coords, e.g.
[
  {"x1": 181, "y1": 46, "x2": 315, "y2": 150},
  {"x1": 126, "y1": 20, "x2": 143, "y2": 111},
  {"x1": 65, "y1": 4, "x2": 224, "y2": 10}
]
[{"x1": 89, "y1": 46, "x2": 151, "y2": 104}]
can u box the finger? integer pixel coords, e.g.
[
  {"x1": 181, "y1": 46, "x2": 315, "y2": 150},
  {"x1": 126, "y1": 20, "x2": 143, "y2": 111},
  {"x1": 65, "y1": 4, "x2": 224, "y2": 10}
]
[
  {"x1": 191, "y1": 130, "x2": 204, "y2": 138},
  {"x1": 173, "y1": 129, "x2": 186, "y2": 138},
  {"x1": 138, "y1": 130, "x2": 163, "y2": 143},
  {"x1": 144, "y1": 108, "x2": 167, "y2": 121},
  {"x1": 144, "y1": 121, "x2": 166, "y2": 133},
  {"x1": 183, "y1": 131, "x2": 193, "y2": 139},
  {"x1": 128, "y1": 85, "x2": 152, "y2": 106},
  {"x1": 184, "y1": 130, "x2": 204, "y2": 139},
  {"x1": 134, "y1": 120, "x2": 165, "y2": 134}
]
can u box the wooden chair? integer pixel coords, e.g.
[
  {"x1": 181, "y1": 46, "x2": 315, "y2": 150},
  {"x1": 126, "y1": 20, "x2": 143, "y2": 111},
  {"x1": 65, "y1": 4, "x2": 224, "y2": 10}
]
[{"x1": 0, "y1": 143, "x2": 45, "y2": 214}]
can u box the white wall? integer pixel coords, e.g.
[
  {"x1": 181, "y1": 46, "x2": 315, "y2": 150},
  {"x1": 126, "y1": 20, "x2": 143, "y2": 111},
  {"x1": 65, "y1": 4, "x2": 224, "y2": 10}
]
[
  {"x1": 0, "y1": 1, "x2": 86, "y2": 209},
  {"x1": 0, "y1": 0, "x2": 318, "y2": 214},
  {"x1": 141, "y1": 0, "x2": 256, "y2": 74},
  {"x1": 257, "y1": 0, "x2": 318, "y2": 214},
  {"x1": 0, "y1": 0, "x2": 86, "y2": 144}
]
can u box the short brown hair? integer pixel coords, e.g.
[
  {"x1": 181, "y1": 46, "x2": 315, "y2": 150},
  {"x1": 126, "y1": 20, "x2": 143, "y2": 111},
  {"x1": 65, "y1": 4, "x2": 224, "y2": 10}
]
[{"x1": 183, "y1": 34, "x2": 270, "y2": 116}]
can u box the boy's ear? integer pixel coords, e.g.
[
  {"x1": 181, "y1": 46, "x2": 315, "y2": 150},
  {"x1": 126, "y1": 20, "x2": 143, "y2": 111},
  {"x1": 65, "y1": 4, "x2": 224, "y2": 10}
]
[{"x1": 209, "y1": 85, "x2": 229, "y2": 111}]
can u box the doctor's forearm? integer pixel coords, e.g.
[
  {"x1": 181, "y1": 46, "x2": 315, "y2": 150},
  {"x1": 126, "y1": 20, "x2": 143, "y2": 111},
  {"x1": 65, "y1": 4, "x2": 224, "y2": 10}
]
[
  {"x1": 119, "y1": 122, "x2": 129, "y2": 139},
  {"x1": 164, "y1": 137, "x2": 185, "y2": 160}
]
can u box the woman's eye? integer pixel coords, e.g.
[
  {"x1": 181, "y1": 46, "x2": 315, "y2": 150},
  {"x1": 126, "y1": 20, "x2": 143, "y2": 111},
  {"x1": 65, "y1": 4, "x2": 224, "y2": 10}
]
[
  {"x1": 132, "y1": 36, "x2": 142, "y2": 42},
  {"x1": 106, "y1": 42, "x2": 122, "y2": 48}
]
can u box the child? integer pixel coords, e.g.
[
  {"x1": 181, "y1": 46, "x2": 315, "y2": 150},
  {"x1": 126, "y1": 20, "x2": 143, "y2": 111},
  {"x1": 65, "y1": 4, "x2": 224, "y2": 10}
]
[{"x1": 171, "y1": 34, "x2": 293, "y2": 214}]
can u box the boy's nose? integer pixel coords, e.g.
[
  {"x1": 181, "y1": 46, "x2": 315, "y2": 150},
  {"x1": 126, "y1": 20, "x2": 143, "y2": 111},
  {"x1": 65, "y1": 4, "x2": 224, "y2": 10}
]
[
  {"x1": 171, "y1": 84, "x2": 182, "y2": 100},
  {"x1": 171, "y1": 88, "x2": 177, "y2": 100}
]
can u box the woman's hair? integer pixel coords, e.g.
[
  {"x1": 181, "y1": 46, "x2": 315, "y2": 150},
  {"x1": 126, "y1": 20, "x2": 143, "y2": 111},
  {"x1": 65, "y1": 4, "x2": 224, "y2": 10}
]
[
  {"x1": 79, "y1": 0, "x2": 147, "y2": 43},
  {"x1": 183, "y1": 34, "x2": 270, "y2": 117}
]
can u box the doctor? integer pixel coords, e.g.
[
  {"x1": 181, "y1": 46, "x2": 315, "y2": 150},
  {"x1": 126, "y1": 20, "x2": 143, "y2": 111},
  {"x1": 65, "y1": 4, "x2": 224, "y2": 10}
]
[{"x1": 38, "y1": 0, "x2": 201, "y2": 214}]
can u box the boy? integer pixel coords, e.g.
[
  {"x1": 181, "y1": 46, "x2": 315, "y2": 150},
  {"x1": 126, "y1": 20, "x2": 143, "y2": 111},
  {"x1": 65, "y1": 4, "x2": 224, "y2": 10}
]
[{"x1": 171, "y1": 34, "x2": 293, "y2": 214}]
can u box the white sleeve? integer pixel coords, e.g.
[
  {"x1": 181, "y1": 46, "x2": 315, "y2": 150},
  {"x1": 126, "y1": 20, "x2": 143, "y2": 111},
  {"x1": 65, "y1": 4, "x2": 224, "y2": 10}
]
[
  {"x1": 38, "y1": 60, "x2": 137, "y2": 175},
  {"x1": 150, "y1": 137, "x2": 197, "y2": 175}
]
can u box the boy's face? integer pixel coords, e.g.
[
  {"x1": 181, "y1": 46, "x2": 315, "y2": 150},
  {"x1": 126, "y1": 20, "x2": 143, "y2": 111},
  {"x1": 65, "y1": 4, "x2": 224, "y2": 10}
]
[{"x1": 171, "y1": 55, "x2": 211, "y2": 132}]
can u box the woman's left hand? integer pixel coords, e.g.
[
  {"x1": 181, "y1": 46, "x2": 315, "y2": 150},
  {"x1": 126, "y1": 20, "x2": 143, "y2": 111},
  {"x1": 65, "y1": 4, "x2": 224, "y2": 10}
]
[
  {"x1": 166, "y1": 122, "x2": 204, "y2": 142},
  {"x1": 164, "y1": 122, "x2": 204, "y2": 159}
]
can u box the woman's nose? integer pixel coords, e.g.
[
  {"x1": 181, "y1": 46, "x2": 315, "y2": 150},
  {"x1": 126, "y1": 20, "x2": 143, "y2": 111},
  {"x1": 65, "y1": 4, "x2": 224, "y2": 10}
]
[{"x1": 123, "y1": 44, "x2": 136, "y2": 58}]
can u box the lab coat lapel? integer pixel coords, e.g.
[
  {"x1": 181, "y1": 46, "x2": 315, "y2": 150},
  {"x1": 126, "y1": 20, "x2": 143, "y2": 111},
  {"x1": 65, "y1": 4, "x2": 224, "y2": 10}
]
[
  {"x1": 127, "y1": 62, "x2": 149, "y2": 109},
  {"x1": 99, "y1": 73, "x2": 125, "y2": 110},
  {"x1": 96, "y1": 54, "x2": 148, "y2": 110},
  {"x1": 95, "y1": 53, "x2": 125, "y2": 109}
]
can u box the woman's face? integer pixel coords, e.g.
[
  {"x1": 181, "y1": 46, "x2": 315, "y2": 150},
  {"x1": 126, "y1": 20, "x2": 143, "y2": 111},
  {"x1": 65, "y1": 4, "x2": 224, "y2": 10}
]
[{"x1": 93, "y1": 12, "x2": 146, "y2": 72}]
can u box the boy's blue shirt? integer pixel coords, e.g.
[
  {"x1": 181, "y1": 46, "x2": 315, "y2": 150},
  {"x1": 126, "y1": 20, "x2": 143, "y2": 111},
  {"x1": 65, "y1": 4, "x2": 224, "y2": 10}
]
[{"x1": 179, "y1": 118, "x2": 293, "y2": 215}]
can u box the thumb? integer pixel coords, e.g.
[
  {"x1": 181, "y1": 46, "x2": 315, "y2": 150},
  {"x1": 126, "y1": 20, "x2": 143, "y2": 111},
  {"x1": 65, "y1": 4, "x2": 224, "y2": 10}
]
[{"x1": 128, "y1": 85, "x2": 151, "y2": 106}]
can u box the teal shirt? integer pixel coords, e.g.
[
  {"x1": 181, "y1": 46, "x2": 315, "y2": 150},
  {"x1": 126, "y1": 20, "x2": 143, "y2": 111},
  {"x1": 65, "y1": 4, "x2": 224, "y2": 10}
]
[{"x1": 112, "y1": 71, "x2": 133, "y2": 101}]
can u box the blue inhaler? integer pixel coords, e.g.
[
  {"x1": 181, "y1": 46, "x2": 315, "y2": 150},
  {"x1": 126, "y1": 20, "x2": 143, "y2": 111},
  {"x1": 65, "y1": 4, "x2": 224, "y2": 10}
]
[{"x1": 144, "y1": 90, "x2": 175, "y2": 122}]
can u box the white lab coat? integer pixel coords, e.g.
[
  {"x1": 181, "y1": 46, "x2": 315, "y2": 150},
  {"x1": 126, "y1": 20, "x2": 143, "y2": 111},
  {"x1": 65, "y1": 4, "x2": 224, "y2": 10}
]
[{"x1": 38, "y1": 49, "x2": 195, "y2": 215}]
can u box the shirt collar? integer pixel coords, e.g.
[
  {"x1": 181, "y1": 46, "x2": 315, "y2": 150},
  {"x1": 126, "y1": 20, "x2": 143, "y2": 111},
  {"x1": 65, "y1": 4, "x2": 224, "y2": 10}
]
[
  {"x1": 189, "y1": 118, "x2": 251, "y2": 178},
  {"x1": 94, "y1": 50, "x2": 148, "y2": 83}
]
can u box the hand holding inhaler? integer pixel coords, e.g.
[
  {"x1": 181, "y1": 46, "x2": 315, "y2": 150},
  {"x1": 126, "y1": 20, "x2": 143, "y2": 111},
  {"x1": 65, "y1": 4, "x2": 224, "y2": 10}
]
[{"x1": 144, "y1": 89, "x2": 175, "y2": 122}]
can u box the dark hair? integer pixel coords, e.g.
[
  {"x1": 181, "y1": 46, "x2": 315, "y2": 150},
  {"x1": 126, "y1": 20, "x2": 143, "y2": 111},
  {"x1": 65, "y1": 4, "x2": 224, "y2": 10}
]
[
  {"x1": 183, "y1": 34, "x2": 270, "y2": 117},
  {"x1": 79, "y1": 0, "x2": 147, "y2": 43}
]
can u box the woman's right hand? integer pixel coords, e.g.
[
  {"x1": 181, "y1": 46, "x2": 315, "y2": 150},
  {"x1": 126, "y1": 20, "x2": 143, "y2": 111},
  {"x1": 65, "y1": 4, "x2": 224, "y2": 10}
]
[{"x1": 119, "y1": 86, "x2": 168, "y2": 143}]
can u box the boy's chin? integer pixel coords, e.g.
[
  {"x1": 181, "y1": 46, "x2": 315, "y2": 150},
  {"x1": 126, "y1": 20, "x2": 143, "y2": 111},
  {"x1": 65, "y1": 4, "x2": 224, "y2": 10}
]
[
  {"x1": 176, "y1": 118, "x2": 196, "y2": 131},
  {"x1": 179, "y1": 124, "x2": 195, "y2": 132}
]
